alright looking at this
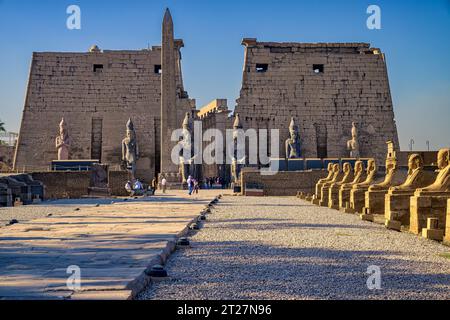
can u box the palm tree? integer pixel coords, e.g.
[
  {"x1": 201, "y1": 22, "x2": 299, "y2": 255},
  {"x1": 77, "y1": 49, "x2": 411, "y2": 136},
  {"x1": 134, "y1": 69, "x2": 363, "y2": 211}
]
[{"x1": 0, "y1": 119, "x2": 5, "y2": 133}]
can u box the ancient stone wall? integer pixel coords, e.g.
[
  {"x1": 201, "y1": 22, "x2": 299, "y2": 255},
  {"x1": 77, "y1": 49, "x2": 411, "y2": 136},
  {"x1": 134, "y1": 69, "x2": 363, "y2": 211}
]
[
  {"x1": 241, "y1": 169, "x2": 328, "y2": 196},
  {"x1": 31, "y1": 172, "x2": 91, "y2": 199},
  {"x1": 234, "y1": 39, "x2": 399, "y2": 165},
  {"x1": 14, "y1": 46, "x2": 194, "y2": 181}
]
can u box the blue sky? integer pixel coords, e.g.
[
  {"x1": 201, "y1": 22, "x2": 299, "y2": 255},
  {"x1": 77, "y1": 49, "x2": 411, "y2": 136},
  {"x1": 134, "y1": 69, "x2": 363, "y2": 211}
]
[{"x1": 0, "y1": 0, "x2": 449, "y2": 151}]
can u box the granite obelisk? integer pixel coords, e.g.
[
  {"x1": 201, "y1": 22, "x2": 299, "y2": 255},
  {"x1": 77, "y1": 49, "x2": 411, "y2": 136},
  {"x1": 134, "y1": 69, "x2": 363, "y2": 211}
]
[{"x1": 161, "y1": 8, "x2": 178, "y2": 175}]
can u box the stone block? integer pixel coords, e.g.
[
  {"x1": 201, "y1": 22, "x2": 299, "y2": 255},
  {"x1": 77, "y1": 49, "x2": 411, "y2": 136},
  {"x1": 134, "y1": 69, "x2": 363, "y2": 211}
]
[
  {"x1": 385, "y1": 219, "x2": 401, "y2": 231},
  {"x1": 385, "y1": 192, "x2": 413, "y2": 227},
  {"x1": 422, "y1": 228, "x2": 444, "y2": 241},
  {"x1": 364, "y1": 189, "x2": 388, "y2": 215},
  {"x1": 360, "y1": 214, "x2": 374, "y2": 222},
  {"x1": 350, "y1": 188, "x2": 367, "y2": 214},
  {"x1": 409, "y1": 195, "x2": 449, "y2": 235}
]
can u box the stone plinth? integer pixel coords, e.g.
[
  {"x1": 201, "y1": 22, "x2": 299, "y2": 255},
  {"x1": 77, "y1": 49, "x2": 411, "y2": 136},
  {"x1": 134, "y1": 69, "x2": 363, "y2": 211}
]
[
  {"x1": 339, "y1": 187, "x2": 353, "y2": 212},
  {"x1": 409, "y1": 192, "x2": 450, "y2": 235},
  {"x1": 364, "y1": 189, "x2": 388, "y2": 216},
  {"x1": 444, "y1": 199, "x2": 450, "y2": 246},
  {"x1": 350, "y1": 187, "x2": 369, "y2": 214},
  {"x1": 385, "y1": 190, "x2": 414, "y2": 230},
  {"x1": 422, "y1": 218, "x2": 444, "y2": 241},
  {"x1": 319, "y1": 185, "x2": 333, "y2": 207},
  {"x1": 328, "y1": 184, "x2": 341, "y2": 209}
]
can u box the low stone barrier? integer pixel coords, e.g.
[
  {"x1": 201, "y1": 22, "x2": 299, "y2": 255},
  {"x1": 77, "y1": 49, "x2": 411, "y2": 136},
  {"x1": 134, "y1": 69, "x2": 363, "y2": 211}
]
[
  {"x1": 241, "y1": 170, "x2": 328, "y2": 196},
  {"x1": 31, "y1": 171, "x2": 91, "y2": 199}
]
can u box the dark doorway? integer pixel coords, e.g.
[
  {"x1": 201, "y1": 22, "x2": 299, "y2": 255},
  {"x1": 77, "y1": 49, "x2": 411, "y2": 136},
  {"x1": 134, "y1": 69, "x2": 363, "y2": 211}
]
[
  {"x1": 314, "y1": 123, "x2": 328, "y2": 158},
  {"x1": 91, "y1": 118, "x2": 103, "y2": 161}
]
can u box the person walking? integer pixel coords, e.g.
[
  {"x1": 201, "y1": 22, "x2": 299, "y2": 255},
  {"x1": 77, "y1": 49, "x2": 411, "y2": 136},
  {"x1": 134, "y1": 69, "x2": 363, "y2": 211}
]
[
  {"x1": 151, "y1": 177, "x2": 157, "y2": 195},
  {"x1": 187, "y1": 175, "x2": 193, "y2": 195},
  {"x1": 161, "y1": 177, "x2": 167, "y2": 194},
  {"x1": 194, "y1": 179, "x2": 199, "y2": 194}
]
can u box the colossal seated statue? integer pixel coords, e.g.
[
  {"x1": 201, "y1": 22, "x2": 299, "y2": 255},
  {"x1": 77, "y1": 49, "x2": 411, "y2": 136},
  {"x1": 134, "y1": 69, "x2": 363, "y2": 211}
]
[
  {"x1": 349, "y1": 159, "x2": 378, "y2": 213},
  {"x1": 409, "y1": 148, "x2": 450, "y2": 238},
  {"x1": 328, "y1": 162, "x2": 354, "y2": 209},
  {"x1": 339, "y1": 161, "x2": 366, "y2": 212},
  {"x1": 385, "y1": 153, "x2": 436, "y2": 231},
  {"x1": 319, "y1": 164, "x2": 343, "y2": 207}
]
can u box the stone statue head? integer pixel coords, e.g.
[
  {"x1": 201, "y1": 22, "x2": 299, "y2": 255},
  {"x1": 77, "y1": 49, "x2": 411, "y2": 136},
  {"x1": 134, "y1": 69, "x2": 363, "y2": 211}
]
[
  {"x1": 289, "y1": 117, "x2": 299, "y2": 140},
  {"x1": 233, "y1": 113, "x2": 242, "y2": 130},
  {"x1": 437, "y1": 148, "x2": 450, "y2": 169},
  {"x1": 354, "y1": 161, "x2": 364, "y2": 174},
  {"x1": 324, "y1": 163, "x2": 333, "y2": 173},
  {"x1": 367, "y1": 159, "x2": 376, "y2": 173},
  {"x1": 343, "y1": 162, "x2": 351, "y2": 174},
  {"x1": 126, "y1": 118, "x2": 136, "y2": 140},
  {"x1": 332, "y1": 163, "x2": 340, "y2": 173},
  {"x1": 408, "y1": 154, "x2": 423, "y2": 173},
  {"x1": 59, "y1": 118, "x2": 68, "y2": 137},
  {"x1": 182, "y1": 112, "x2": 190, "y2": 130}
]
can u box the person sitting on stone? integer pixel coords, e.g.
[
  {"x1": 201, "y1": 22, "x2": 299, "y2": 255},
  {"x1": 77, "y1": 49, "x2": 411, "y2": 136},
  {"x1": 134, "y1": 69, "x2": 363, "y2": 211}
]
[{"x1": 125, "y1": 181, "x2": 132, "y2": 195}]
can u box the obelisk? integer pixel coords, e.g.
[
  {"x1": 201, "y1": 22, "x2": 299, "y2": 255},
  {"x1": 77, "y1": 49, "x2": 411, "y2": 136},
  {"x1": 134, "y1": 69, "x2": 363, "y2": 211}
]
[{"x1": 161, "y1": 8, "x2": 178, "y2": 174}]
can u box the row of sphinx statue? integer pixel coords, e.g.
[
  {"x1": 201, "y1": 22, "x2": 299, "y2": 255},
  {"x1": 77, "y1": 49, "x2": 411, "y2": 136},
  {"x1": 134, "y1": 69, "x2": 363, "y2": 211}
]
[{"x1": 301, "y1": 145, "x2": 450, "y2": 243}]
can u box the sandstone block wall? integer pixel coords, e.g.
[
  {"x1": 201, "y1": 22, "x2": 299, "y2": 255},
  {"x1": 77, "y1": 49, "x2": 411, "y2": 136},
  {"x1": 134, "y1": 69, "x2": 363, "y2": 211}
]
[
  {"x1": 108, "y1": 170, "x2": 130, "y2": 196},
  {"x1": 234, "y1": 40, "x2": 399, "y2": 164},
  {"x1": 14, "y1": 47, "x2": 194, "y2": 181},
  {"x1": 241, "y1": 170, "x2": 328, "y2": 196},
  {"x1": 31, "y1": 172, "x2": 90, "y2": 199}
]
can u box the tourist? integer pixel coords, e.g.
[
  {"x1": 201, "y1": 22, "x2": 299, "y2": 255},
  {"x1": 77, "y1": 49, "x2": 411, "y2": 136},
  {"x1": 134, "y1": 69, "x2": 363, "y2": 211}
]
[
  {"x1": 125, "y1": 181, "x2": 132, "y2": 195},
  {"x1": 161, "y1": 177, "x2": 167, "y2": 193},
  {"x1": 151, "y1": 177, "x2": 157, "y2": 195},
  {"x1": 187, "y1": 175, "x2": 193, "y2": 195},
  {"x1": 194, "y1": 179, "x2": 199, "y2": 194}
]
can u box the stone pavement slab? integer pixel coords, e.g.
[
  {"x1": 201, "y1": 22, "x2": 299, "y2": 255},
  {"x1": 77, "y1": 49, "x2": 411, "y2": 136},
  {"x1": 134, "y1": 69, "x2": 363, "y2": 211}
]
[{"x1": 0, "y1": 190, "x2": 221, "y2": 299}]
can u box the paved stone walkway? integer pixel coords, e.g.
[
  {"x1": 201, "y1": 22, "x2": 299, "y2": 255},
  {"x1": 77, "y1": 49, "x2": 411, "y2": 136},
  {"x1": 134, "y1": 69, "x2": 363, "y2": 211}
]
[
  {"x1": 139, "y1": 196, "x2": 450, "y2": 300},
  {"x1": 0, "y1": 190, "x2": 221, "y2": 299}
]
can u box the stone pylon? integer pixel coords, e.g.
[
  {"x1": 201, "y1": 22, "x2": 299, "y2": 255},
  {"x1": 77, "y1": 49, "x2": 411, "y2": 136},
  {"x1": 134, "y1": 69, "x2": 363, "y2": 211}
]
[{"x1": 161, "y1": 8, "x2": 178, "y2": 174}]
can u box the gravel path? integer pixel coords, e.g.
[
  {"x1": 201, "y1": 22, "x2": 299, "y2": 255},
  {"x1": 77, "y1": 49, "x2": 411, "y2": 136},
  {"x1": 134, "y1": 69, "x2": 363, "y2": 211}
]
[{"x1": 138, "y1": 196, "x2": 450, "y2": 300}]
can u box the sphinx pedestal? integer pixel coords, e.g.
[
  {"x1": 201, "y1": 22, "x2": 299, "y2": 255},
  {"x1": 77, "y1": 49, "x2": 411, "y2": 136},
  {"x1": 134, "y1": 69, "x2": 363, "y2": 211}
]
[
  {"x1": 444, "y1": 199, "x2": 450, "y2": 246},
  {"x1": 328, "y1": 184, "x2": 341, "y2": 209},
  {"x1": 409, "y1": 192, "x2": 450, "y2": 237},
  {"x1": 384, "y1": 190, "x2": 414, "y2": 231},
  {"x1": 339, "y1": 187, "x2": 355, "y2": 213},
  {"x1": 319, "y1": 184, "x2": 333, "y2": 207},
  {"x1": 363, "y1": 189, "x2": 388, "y2": 217},
  {"x1": 350, "y1": 187, "x2": 370, "y2": 214}
]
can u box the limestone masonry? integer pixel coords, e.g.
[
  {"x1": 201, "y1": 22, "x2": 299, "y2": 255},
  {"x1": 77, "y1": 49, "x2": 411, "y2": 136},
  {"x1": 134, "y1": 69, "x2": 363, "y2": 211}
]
[{"x1": 234, "y1": 39, "x2": 399, "y2": 164}]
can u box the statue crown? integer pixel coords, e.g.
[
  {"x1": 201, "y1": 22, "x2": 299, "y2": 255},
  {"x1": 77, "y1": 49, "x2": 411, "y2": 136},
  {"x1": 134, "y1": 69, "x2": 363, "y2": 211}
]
[{"x1": 126, "y1": 118, "x2": 134, "y2": 131}]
